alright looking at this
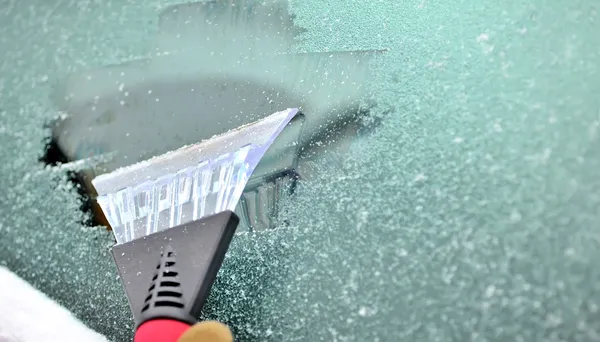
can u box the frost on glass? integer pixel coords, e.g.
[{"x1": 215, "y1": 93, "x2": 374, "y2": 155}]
[{"x1": 92, "y1": 108, "x2": 299, "y2": 244}]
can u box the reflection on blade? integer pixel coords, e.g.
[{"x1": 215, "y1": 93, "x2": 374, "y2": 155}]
[{"x1": 92, "y1": 108, "x2": 299, "y2": 244}]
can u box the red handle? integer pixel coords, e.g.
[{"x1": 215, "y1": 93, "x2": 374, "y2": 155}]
[{"x1": 134, "y1": 319, "x2": 191, "y2": 342}]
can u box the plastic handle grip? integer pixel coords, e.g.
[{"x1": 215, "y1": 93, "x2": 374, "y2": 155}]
[{"x1": 134, "y1": 319, "x2": 191, "y2": 342}]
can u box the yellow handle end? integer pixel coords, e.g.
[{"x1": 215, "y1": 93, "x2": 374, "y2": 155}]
[{"x1": 177, "y1": 321, "x2": 233, "y2": 342}]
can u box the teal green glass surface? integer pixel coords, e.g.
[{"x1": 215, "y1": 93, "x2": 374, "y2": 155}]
[{"x1": 1, "y1": 1, "x2": 600, "y2": 341}]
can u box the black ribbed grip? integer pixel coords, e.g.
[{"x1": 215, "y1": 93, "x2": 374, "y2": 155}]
[
  {"x1": 138, "y1": 246, "x2": 196, "y2": 327},
  {"x1": 111, "y1": 211, "x2": 240, "y2": 327}
]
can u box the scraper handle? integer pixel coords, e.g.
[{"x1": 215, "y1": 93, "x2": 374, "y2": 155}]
[
  {"x1": 134, "y1": 319, "x2": 234, "y2": 342},
  {"x1": 134, "y1": 319, "x2": 191, "y2": 342}
]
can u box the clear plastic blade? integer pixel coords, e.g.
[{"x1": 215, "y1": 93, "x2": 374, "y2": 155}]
[{"x1": 92, "y1": 108, "x2": 299, "y2": 244}]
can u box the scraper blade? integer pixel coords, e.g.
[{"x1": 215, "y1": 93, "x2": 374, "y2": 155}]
[{"x1": 92, "y1": 108, "x2": 299, "y2": 244}]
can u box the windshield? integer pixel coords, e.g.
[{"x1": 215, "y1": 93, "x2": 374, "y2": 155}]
[{"x1": 1, "y1": 0, "x2": 599, "y2": 341}]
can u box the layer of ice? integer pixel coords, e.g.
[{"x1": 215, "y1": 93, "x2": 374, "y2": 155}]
[{"x1": 1, "y1": 1, "x2": 600, "y2": 342}]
